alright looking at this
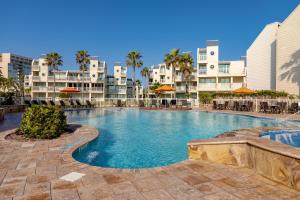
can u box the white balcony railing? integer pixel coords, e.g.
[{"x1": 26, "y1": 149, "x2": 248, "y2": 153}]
[
  {"x1": 91, "y1": 87, "x2": 104, "y2": 92},
  {"x1": 32, "y1": 86, "x2": 47, "y2": 91},
  {"x1": 32, "y1": 76, "x2": 40, "y2": 81},
  {"x1": 198, "y1": 83, "x2": 217, "y2": 90},
  {"x1": 218, "y1": 83, "x2": 231, "y2": 90},
  {"x1": 32, "y1": 65, "x2": 40, "y2": 71}
]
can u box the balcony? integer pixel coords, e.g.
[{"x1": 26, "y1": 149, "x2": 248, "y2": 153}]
[
  {"x1": 47, "y1": 87, "x2": 66, "y2": 92},
  {"x1": 159, "y1": 69, "x2": 166, "y2": 74},
  {"x1": 218, "y1": 83, "x2": 231, "y2": 90},
  {"x1": 32, "y1": 65, "x2": 40, "y2": 71},
  {"x1": 175, "y1": 76, "x2": 182, "y2": 82},
  {"x1": 91, "y1": 87, "x2": 104, "y2": 92},
  {"x1": 97, "y1": 67, "x2": 104, "y2": 72},
  {"x1": 32, "y1": 86, "x2": 47, "y2": 92},
  {"x1": 198, "y1": 83, "x2": 217, "y2": 90},
  {"x1": 32, "y1": 76, "x2": 40, "y2": 81},
  {"x1": 160, "y1": 79, "x2": 166, "y2": 83}
]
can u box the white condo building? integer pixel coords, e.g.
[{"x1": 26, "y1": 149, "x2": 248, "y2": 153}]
[
  {"x1": 25, "y1": 56, "x2": 107, "y2": 101},
  {"x1": 196, "y1": 40, "x2": 246, "y2": 94}
]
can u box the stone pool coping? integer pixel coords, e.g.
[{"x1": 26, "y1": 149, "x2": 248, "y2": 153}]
[{"x1": 189, "y1": 126, "x2": 300, "y2": 160}]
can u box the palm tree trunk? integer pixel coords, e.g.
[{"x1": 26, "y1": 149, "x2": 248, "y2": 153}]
[
  {"x1": 133, "y1": 66, "x2": 136, "y2": 99},
  {"x1": 53, "y1": 73, "x2": 56, "y2": 102}
]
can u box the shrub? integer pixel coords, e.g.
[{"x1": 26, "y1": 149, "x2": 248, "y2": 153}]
[
  {"x1": 199, "y1": 92, "x2": 213, "y2": 104},
  {"x1": 20, "y1": 105, "x2": 66, "y2": 139}
]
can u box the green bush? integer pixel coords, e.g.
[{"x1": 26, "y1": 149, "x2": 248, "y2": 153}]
[
  {"x1": 199, "y1": 93, "x2": 213, "y2": 104},
  {"x1": 20, "y1": 105, "x2": 66, "y2": 139}
]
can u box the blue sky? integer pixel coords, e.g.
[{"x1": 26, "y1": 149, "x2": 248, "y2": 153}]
[{"x1": 0, "y1": 0, "x2": 299, "y2": 81}]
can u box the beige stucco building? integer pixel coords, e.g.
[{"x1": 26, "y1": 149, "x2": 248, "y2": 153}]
[
  {"x1": 246, "y1": 22, "x2": 280, "y2": 90},
  {"x1": 276, "y1": 4, "x2": 300, "y2": 95}
]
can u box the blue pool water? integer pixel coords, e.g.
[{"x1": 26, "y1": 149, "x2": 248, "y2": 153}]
[
  {"x1": 261, "y1": 130, "x2": 300, "y2": 148},
  {"x1": 68, "y1": 109, "x2": 299, "y2": 168}
]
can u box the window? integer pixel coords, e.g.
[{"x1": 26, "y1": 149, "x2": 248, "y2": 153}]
[
  {"x1": 219, "y1": 78, "x2": 230, "y2": 83},
  {"x1": 93, "y1": 64, "x2": 96, "y2": 67},
  {"x1": 210, "y1": 51, "x2": 214, "y2": 55},
  {"x1": 210, "y1": 65, "x2": 214, "y2": 69},
  {"x1": 219, "y1": 64, "x2": 230, "y2": 73},
  {"x1": 92, "y1": 74, "x2": 95, "y2": 77},
  {"x1": 198, "y1": 65, "x2": 207, "y2": 74},
  {"x1": 199, "y1": 52, "x2": 206, "y2": 60},
  {"x1": 199, "y1": 78, "x2": 216, "y2": 83}
]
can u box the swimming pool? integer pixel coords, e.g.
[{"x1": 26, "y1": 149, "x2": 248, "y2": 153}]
[
  {"x1": 261, "y1": 130, "x2": 300, "y2": 148},
  {"x1": 68, "y1": 109, "x2": 299, "y2": 168}
]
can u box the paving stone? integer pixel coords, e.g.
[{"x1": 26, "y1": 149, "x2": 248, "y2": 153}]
[
  {"x1": 0, "y1": 183, "x2": 25, "y2": 199},
  {"x1": 2, "y1": 176, "x2": 27, "y2": 186},
  {"x1": 194, "y1": 182, "x2": 222, "y2": 195},
  {"x1": 203, "y1": 191, "x2": 240, "y2": 200},
  {"x1": 182, "y1": 174, "x2": 210, "y2": 186},
  {"x1": 111, "y1": 181, "x2": 138, "y2": 195},
  {"x1": 132, "y1": 176, "x2": 164, "y2": 192},
  {"x1": 60, "y1": 172, "x2": 85, "y2": 182},
  {"x1": 14, "y1": 192, "x2": 51, "y2": 200},
  {"x1": 24, "y1": 182, "x2": 50, "y2": 195},
  {"x1": 103, "y1": 174, "x2": 127, "y2": 185},
  {"x1": 52, "y1": 189, "x2": 80, "y2": 200},
  {"x1": 142, "y1": 189, "x2": 175, "y2": 200},
  {"x1": 166, "y1": 184, "x2": 204, "y2": 200},
  {"x1": 78, "y1": 184, "x2": 114, "y2": 200},
  {"x1": 26, "y1": 175, "x2": 53, "y2": 184}
]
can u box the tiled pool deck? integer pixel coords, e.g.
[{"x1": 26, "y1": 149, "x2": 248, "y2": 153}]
[{"x1": 0, "y1": 124, "x2": 300, "y2": 200}]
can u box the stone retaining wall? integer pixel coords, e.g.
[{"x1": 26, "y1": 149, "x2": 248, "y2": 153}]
[
  {"x1": 0, "y1": 105, "x2": 27, "y2": 113},
  {"x1": 0, "y1": 108, "x2": 4, "y2": 121},
  {"x1": 188, "y1": 129, "x2": 300, "y2": 191}
]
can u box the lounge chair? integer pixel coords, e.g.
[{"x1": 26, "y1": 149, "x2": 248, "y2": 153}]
[
  {"x1": 117, "y1": 100, "x2": 122, "y2": 107},
  {"x1": 224, "y1": 101, "x2": 229, "y2": 110},
  {"x1": 49, "y1": 100, "x2": 56, "y2": 106},
  {"x1": 86, "y1": 100, "x2": 95, "y2": 108},
  {"x1": 69, "y1": 99, "x2": 77, "y2": 108},
  {"x1": 182, "y1": 100, "x2": 188, "y2": 109},
  {"x1": 59, "y1": 100, "x2": 66, "y2": 108},
  {"x1": 151, "y1": 99, "x2": 157, "y2": 108},
  {"x1": 75, "y1": 99, "x2": 84, "y2": 108},
  {"x1": 40, "y1": 100, "x2": 48, "y2": 106},
  {"x1": 247, "y1": 101, "x2": 254, "y2": 112},
  {"x1": 31, "y1": 100, "x2": 39, "y2": 105},
  {"x1": 24, "y1": 100, "x2": 31, "y2": 107},
  {"x1": 233, "y1": 101, "x2": 239, "y2": 111}
]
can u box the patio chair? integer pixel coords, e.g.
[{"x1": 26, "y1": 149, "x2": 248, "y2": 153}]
[
  {"x1": 233, "y1": 101, "x2": 239, "y2": 111},
  {"x1": 138, "y1": 100, "x2": 145, "y2": 107},
  {"x1": 170, "y1": 99, "x2": 177, "y2": 108},
  {"x1": 213, "y1": 101, "x2": 217, "y2": 110},
  {"x1": 24, "y1": 100, "x2": 31, "y2": 107},
  {"x1": 161, "y1": 99, "x2": 169, "y2": 108},
  {"x1": 260, "y1": 102, "x2": 269, "y2": 113},
  {"x1": 247, "y1": 101, "x2": 254, "y2": 112},
  {"x1": 224, "y1": 101, "x2": 229, "y2": 110},
  {"x1": 278, "y1": 102, "x2": 287, "y2": 114},
  {"x1": 288, "y1": 103, "x2": 298, "y2": 114},
  {"x1": 182, "y1": 100, "x2": 189, "y2": 109}
]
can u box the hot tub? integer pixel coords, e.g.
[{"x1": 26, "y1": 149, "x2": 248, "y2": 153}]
[{"x1": 260, "y1": 130, "x2": 300, "y2": 148}]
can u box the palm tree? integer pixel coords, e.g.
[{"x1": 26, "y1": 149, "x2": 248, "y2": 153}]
[
  {"x1": 179, "y1": 53, "x2": 194, "y2": 96},
  {"x1": 76, "y1": 50, "x2": 90, "y2": 101},
  {"x1": 141, "y1": 67, "x2": 150, "y2": 96},
  {"x1": 164, "y1": 49, "x2": 181, "y2": 85},
  {"x1": 45, "y1": 52, "x2": 63, "y2": 101},
  {"x1": 126, "y1": 51, "x2": 143, "y2": 98}
]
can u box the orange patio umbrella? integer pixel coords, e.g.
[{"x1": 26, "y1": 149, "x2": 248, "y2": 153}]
[
  {"x1": 154, "y1": 85, "x2": 175, "y2": 93},
  {"x1": 233, "y1": 87, "x2": 256, "y2": 94},
  {"x1": 60, "y1": 87, "x2": 80, "y2": 93}
]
